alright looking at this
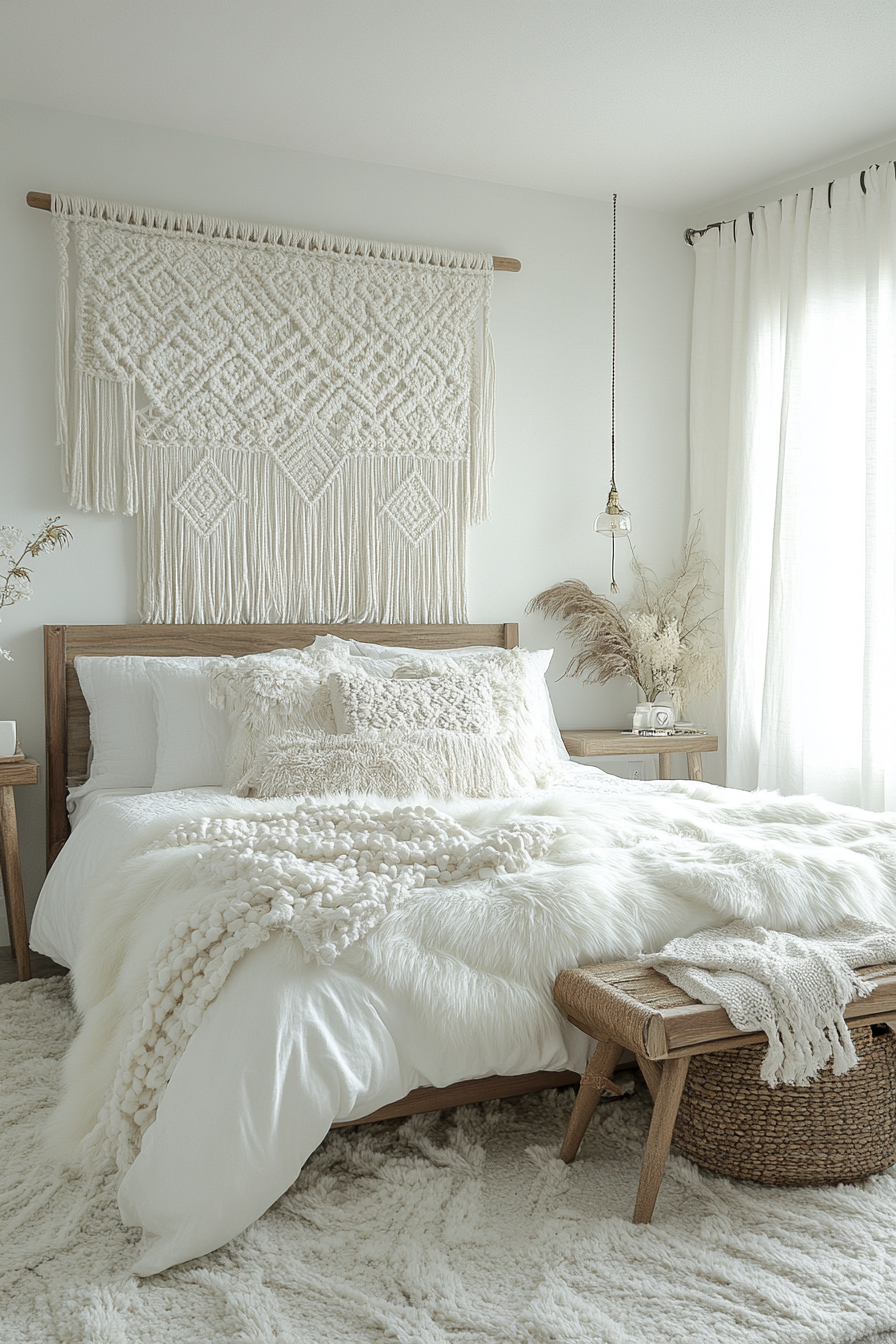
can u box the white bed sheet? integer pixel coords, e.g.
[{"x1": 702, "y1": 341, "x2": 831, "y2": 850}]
[{"x1": 31, "y1": 773, "x2": 613, "y2": 1275}]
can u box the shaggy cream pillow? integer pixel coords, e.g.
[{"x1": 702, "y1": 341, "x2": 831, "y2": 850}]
[{"x1": 246, "y1": 729, "x2": 539, "y2": 800}]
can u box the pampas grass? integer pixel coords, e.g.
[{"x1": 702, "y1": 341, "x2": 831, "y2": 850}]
[
  {"x1": 526, "y1": 580, "x2": 640, "y2": 687},
  {"x1": 528, "y1": 528, "x2": 723, "y2": 714}
]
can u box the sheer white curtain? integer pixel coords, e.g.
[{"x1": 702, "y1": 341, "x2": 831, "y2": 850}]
[{"x1": 690, "y1": 164, "x2": 896, "y2": 807}]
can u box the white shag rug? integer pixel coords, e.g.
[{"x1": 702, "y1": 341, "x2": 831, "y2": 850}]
[{"x1": 2, "y1": 978, "x2": 895, "y2": 1344}]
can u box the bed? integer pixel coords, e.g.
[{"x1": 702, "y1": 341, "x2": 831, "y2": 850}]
[
  {"x1": 31, "y1": 621, "x2": 896, "y2": 1276},
  {"x1": 41, "y1": 619, "x2": 580, "y2": 1121}
]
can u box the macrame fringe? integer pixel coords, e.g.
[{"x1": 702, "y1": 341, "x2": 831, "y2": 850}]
[
  {"x1": 138, "y1": 449, "x2": 468, "y2": 624},
  {"x1": 69, "y1": 372, "x2": 137, "y2": 514},
  {"x1": 52, "y1": 214, "x2": 70, "y2": 463},
  {"x1": 51, "y1": 193, "x2": 494, "y2": 271},
  {"x1": 468, "y1": 299, "x2": 496, "y2": 526}
]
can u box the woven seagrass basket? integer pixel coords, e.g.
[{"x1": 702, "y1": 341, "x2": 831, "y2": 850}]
[{"x1": 672, "y1": 1023, "x2": 896, "y2": 1186}]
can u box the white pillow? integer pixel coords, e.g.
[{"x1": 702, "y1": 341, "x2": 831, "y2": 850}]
[
  {"x1": 73, "y1": 656, "x2": 157, "y2": 792},
  {"x1": 146, "y1": 659, "x2": 231, "y2": 791},
  {"x1": 310, "y1": 634, "x2": 569, "y2": 762},
  {"x1": 328, "y1": 668, "x2": 499, "y2": 736}
]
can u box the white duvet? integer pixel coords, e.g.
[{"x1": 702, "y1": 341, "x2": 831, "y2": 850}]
[{"x1": 30, "y1": 766, "x2": 896, "y2": 1276}]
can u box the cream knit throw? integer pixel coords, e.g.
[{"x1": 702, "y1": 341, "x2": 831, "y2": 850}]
[
  {"x1": 93, "y1": 800, "x2": 559, "y2": 1171},
  {"x1": 51, "y1": 195, "x2": 494, "y2": 623},
  {"x1": 644, "y1": 918, "x2": 896, "y2": 1085}
]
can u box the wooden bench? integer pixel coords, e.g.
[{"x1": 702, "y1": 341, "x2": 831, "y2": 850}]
[{"x1": 553, "y1": 957, "x2": 896, "y2": 1224}]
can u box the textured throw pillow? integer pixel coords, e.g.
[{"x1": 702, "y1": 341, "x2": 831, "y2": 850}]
[
  {"x1": 388, "y1": 648, "x2": 562, "y2": 789},
  {"x1": 245, "y1": 729, "x2": 537, "y2": 800},
  {"x1": 328, "y1": 668, "x2": 499, "y2": 736},
  {"x1": 310, "y1": 634, "x2": 568, "y2": 764}
]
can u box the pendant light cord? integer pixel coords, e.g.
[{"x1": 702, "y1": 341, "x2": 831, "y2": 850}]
[
  {"x1": 610, "y1": 192, "x2": 618, "y2": 592},
  {"x1": 610, "y1": 191, "x2": 617, "y2": 494}
]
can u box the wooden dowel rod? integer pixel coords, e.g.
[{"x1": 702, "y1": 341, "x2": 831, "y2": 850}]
[{"x1": 26, "y1": 191, "x2": 521, "y2": 271}]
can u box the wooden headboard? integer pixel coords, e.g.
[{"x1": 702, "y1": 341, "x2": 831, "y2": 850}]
[{"x1": 44, "y1": 621, "x2": 519, "y2": 868}]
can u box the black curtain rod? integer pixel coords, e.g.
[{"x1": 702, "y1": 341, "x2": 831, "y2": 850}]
[{"x1": 684, "y1": 164, "x2": 884, "y2": 245}]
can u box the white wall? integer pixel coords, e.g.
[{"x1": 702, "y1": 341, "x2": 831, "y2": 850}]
[{"x1": 0, "y1": 99, "x2": 693, "y2": 939}]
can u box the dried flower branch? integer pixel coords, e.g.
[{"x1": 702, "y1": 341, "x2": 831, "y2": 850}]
[
  {"x1": 0, "y1": 517, "x2": 72, "y2": 661},
  {"x1": 528, "y1": 525, "x2": 723, "y2": 714}
]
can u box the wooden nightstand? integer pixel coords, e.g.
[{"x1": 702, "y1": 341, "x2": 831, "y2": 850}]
[
  {"x1": 561, "y1": 729, "x2": 718, "y2": 782},
  {"x1": 0, "y1": 756, "x2": 39, "y2": 981}
]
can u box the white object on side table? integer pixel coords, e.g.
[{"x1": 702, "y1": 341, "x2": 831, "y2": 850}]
[
  {"x1": 0, "y1": 721, "x2": 17, "y2": 759},
  {"x1": 632, "y1": 703, "x2": 674, "y2": 732}
]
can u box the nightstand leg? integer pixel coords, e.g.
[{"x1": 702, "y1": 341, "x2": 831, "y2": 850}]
[
  {"x1": 560, "y1": 1040, "x2": 624, "y2": 1162},
  {"x1": 0, "y1": 785, "x2": 31, "y2": 980},
  {"x1": 687, "y1": 752, "x2": 703, "y2": 782},
  {"x1": 657, "y1": 754, "x2": 672, "y2": 780}
]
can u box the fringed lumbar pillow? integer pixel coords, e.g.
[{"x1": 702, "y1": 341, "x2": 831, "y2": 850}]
[
  {"x1": 246, "y1": 728, "x2": 531, "y2": 799},
  {"x1": 389, "y1": 648, "x2": 563, "y2": 789}
]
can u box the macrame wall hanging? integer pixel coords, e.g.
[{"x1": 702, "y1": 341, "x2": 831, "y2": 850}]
[{"x1": 48, "y1": 194, "x2": 497, "y2": 623}]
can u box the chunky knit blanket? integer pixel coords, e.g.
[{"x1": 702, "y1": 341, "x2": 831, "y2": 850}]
[
  {"x1": 644, "y1": 918, "x2": 896, "y2": 1085},
  {"x1": 97, "y1": 800, "x2": 559, "y2": 1170}
]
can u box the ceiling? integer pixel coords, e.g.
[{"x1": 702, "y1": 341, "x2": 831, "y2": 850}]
[{"x1": 3, "y1": 0, "x2": 896, "y2": 215}]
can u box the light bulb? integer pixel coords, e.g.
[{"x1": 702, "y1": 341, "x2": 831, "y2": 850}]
[{"x1": 594, "y1": 489, "x2": 632, "y2": 536}]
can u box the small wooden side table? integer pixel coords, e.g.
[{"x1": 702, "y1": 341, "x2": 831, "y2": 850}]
[
  {"x1": 0, "y1": 757, "x2": 39, "y2": 981},
  {"x1": 561, "y1": 729, "x2": 718, "y2": 782}
]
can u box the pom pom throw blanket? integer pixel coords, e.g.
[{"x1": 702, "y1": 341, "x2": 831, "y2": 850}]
[
  {"x1": 50, "y1": 195, "x2": 494, "y2": 622},
  {"x1": 53, "y1": 779, "x2": 896, "y2": 1205}
]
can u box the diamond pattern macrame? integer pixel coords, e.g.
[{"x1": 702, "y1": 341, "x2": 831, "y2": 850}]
[
  {"x1": 382, "y1": 471, "x2": 445, "y2": 545},
  {"x1": 171, "y1": 458, "x2": 241, "y2": 538},
  {"x1": 54, "y1": 199, "x2": 493, "y2": 622}
]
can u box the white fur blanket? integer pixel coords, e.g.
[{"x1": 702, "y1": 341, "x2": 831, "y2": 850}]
[
  {"x1": 645, "y1": 918, "x2": 896, "y2": 1085},
  {"x1": 53, "y1": 779, "x2": 896, "y2": 1178},
  {"x1": 82, "y1": 801, "x2": 559, "y2": 1170}
]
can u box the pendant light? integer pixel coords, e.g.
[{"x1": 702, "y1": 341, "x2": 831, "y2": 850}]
[{"x1": 594, "y1": 192, "x2": 631, "y2": 593}]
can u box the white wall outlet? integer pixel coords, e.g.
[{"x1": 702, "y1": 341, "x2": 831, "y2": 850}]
[{"x1": 628, "y1": 760, "x2": 647, "y2": 781}]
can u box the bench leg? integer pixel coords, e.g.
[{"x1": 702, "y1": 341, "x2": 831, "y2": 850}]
[
  {"x1": 687, "y1": 751, "x2": 703, "y2": 782},
  {"x1": 632, "y1": 1056, "x2": 689, "y2": 1223},
  {"x1": 560, "y1": 1040, "x2": 624, "y2": 1163},
  {"x1": 634, "y1": 1051, "x2": 663, "y2": 1103}
]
